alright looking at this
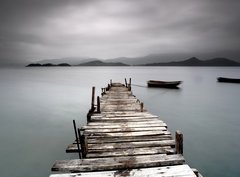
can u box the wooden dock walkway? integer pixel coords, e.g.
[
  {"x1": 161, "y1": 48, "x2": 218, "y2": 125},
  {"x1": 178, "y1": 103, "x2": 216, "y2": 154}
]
[{"x1": 50, "y1": 80, "x2": 201, "y2": 177}]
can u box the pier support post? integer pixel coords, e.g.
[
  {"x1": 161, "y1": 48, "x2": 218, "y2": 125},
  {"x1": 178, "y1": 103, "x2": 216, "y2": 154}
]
[
  {"x1": 125, "y1": 78, "x2": 128, "y2": 87},
  {"x1": 128, "y1": 78, "x2": 132, "y2": 91},
  {"x1": 91, "y1": 86, "x2": 95, "y2": 112},
  {"x1": 78, "y1": 129, "x2": 88, "y2": 158},
  {"x1": 97, "y1": 96, "x2": 101, "y2": 113},
  {"x1": 175, "y1": 130, "x2": 183, "y2": 154},
  {"x1": 73, "y1": 120, "x2": 82, "y2": 159},
  {"x1": 140, "y1": 102, "x2": 144, "y2": 112},
  {"x1": 87, "y1": 110, "x2": 92, "y2": 122}
]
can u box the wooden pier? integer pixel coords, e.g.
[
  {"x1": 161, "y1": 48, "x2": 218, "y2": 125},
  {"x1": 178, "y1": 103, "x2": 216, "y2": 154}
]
[{"x1": 50, "y1": 80, "x2": 201, "y2": 177}]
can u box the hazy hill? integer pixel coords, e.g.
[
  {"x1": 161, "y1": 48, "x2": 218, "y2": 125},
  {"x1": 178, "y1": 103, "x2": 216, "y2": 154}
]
[
  {"x1": 36, "y1": 57, "x2": 97, "y2": 65},
  {"x1": 77, "y1": 60, "x2": 129, "y2": 66},
  {"x1": 142, "y1": 57, "x2": 240, "y2": 66}
]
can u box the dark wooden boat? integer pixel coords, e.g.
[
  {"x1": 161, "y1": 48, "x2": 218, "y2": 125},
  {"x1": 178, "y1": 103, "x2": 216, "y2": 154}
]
[
  {"x1": 217, "y1": 77, "x2": 240, "y2": 83},
  {"x1": 147, "y1": 80, "x2": 182, "y2": 88}
]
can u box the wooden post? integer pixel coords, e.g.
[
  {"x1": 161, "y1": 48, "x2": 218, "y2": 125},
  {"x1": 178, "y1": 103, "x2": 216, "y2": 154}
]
[
  {"x1": 140, "y1": 102, "x2": 144, "y2": 112},
  {"x1": 87, "y1": 110, "x2": 91, "y2": 122},
  {"x1": 78, "y1": 128, "x2": 87, "y2": 158},
  {"x1": 125, "y1": 78, "x2": 128, "y2": 87},
  {"x1": 128, "y1": 78, "x2": 132, "y2": 91},
  {"x1": 73, "y1": 120, "x2": 81, "y2": 159},
  {"x1": 110, "y1": 79, "x2": 112, "y2": 86},
  {"x1": 97, "y1": 96, "x2": 101, "y2": 113},
  {"x1": 91, "y1": 86, "x2": 95, "y2": 111},
  {"x1": 175, "y1": 130, "x2": 183, "y2": 154}
]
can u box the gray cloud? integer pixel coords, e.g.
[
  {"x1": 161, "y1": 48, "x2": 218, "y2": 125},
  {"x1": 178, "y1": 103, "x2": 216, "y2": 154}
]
[{"x1": 0, "y1": 0, "x2": 240, "y2": 65}]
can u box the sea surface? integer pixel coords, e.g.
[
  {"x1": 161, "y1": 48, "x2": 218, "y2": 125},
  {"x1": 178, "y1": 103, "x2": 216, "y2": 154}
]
[{"x1": 0, "y1": 66, "x2": 240, "y2": 177}]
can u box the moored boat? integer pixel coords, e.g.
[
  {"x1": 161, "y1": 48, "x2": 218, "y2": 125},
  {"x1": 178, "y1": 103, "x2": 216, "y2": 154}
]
[
  {"x1": 217, "y1": 77, "x2": 240, "y2": 83},
  {"x1": 147, "y1": 80, "x2": 182, "y2": 88}
]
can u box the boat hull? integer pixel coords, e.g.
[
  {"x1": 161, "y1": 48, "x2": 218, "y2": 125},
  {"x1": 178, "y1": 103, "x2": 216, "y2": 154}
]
[
  {"x1": 217, "y1": 77, "x2": 240, "y2": 83},
  {"x1": 147, "y1": 80, "x2": 182, "y2": 88}
]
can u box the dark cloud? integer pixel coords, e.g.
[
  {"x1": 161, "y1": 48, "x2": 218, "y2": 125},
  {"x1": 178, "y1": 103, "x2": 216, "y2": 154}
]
[{"x1": 0, "y1": 0, "x2": 240, "y2": 65}]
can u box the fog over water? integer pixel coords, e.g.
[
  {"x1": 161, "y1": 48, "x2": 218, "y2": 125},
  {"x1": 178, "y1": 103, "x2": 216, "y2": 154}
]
[{"x1": 0, "y1": 67, "x2": 240, "y2": 177}]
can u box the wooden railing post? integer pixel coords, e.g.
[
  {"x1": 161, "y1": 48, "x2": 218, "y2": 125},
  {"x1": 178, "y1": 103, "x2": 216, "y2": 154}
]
[
  {"x1": 73, "y1": 120, "x2": 81, "y2": 159},
  {"x1": 97, "y1": 96, "x2": 101, "y2": 113},
  {"x1": 140, "y1": 102, "x2": 144, "y2": 112},
  {"x1": 87, "y1": 110, "x2": 92, "y2": 122},
  {"x1": 91, "y1": 86, "x2": 95, "y2": 111},
  {"x1": 176, "y1": 130, "x2": 183, "y2": 154},
  {"x1": 78, "y1": 128, "x2": 87, "y2": 158},
  {"x1": 128, "y1": 78, "x2": 132, "y2": 91}
]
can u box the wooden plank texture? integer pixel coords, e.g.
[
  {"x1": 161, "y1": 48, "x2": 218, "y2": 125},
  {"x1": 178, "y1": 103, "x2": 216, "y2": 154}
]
[
  {"x1": 50, "y1": 82, "x2": 201, "y2": 177},
  {"x1": 50, "y1": 164, "x2": 196, "y2": 177},
  {"x1": 52, "y1": 154, "x2": 185, "y2": 172}
]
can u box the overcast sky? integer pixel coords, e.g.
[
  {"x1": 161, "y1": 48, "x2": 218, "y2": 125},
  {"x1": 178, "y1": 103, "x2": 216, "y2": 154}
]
[{"x1": 1, "y1": 0, "x2": 240, "y2": 65}]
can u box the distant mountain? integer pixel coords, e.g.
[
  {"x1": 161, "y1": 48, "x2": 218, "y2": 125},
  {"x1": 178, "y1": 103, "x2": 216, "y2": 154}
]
[
  {"x1": 142, "y1": 57, "x2": 240, "y2": 66},
  {"x1": 105, "y1": 53, "x2": 190, "y2": 65},
  {"x1": 77, "y1": 60, "x2": 129, "y2": 66},
  {"x1": 26, "y1": 63, "x2": 71, "y2": 67},
  {"x1": 36, "y1": 57, "x2": 97, "y2": 65},
  {"x1": 29, "y1": 55, "x2": 240, "y2": 67}
]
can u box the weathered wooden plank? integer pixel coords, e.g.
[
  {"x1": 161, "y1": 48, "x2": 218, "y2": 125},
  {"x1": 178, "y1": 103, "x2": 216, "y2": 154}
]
[
  {"x1": 90, "y1": 118, "x2": 160, "y2": 123},
  {"x1": 84, "y1": 126, "x2": 167, "y2": 133},
  {"x1": 91, "y1": 115, "x2": 159, "y2": 120},
  {"x1": 87, "y1": 121, "x2": 166, "y2": 126},
  {"x1": 86, "y1": 146, "x2": 175, "y2": 158},
  {"x1": 51, "y1": 154, "x2": 185, "y2": 172},
  {"x1": 67, "y1": 140, "x2": 175, "y2": 153},
  {"x1": 86, "y1": 135, "x2": 173, "y2": 143},
  {"x1": 83, "y1": 124, "x2": 166, "y2": 129},
  {"x1": 50, "y1": 165, "x2": 196, "y2": 177},
  {"x1": 84, "y1": 130, "x2": 171, "y2": 137}
]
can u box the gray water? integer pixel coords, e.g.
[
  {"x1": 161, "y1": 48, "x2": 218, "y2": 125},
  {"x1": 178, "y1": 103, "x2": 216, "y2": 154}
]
[{"x1": 0, "y1": 67, "x2": 240, "y2": 177}]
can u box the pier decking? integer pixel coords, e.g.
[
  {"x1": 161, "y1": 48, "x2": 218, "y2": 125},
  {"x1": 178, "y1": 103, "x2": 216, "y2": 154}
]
[{"x1": 50, "y1": 80, "x2": 201, "y2": 177}]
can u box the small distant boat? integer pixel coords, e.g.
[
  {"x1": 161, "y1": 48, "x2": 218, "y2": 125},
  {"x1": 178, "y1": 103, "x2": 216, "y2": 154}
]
[
  {"x1": 217, "y1": 77, "x2": 240, "y2": 83},
  {"x1": 147, "y1": 80, "x2": 182, "y2": 88}
]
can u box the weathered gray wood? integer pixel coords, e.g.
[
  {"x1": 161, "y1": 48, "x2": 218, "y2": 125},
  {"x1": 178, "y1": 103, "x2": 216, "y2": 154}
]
[
  {"x1": 73, "y1": 120, "x2": 81, "y2": 159},
  {"x1": 79, "y1": 129, "x2": 87, "y2": 158},
  {"x1": 84, "y1": 130, "x2": 171, "y2": 137},
  {"x1": 86, "y1": 146, "x2": 175, "y2": 158},
  {"x1": 50, "y1": 82, "x2": 201, "y2": 177},
  {"x1": 87, "y1": 120, "x2": 166, "y2": 126},
  {"x1": 89, "y1": 117, "x2": 161, "y2": 123},
  {"x1": 91, "y1": 87, "x2": 95, "y2": 111},
  {"x1": 50, "y1": 164, "x2": 196, "y2": 177},
  {"x1": 84, "y1": 126, "x2": 167, "y2": 133},
  {"x1": 86, "y1": 135, "x2": 173, "y2": 143},
  {"x1": 176, "y1": 130, "x2": 183, "y2": 154},
  {"x1": 67, "y1": 139, "x2": 175, "y2": 153},
  {"x1": 51, "y1": 154, "x2": 185, "y2": 172}
]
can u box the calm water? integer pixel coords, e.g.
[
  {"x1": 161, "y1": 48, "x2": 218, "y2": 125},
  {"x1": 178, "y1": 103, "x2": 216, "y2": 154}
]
[{"x1": 0, "y1": 66, "x2": 240, "y2": 177}]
